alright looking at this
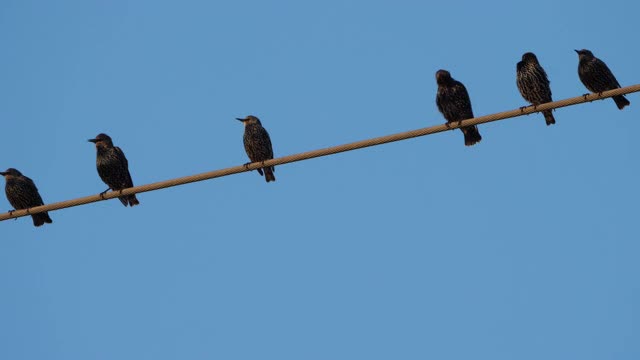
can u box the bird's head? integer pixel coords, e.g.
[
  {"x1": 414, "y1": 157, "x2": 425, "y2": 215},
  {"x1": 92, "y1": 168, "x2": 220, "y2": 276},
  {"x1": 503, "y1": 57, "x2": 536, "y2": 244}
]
[
  {"x1": 88, "y1": 133, "x2": 114, "y2": 148},
  {"x1": 574, "y1": 49, "x2": 594, "y2": 59},
  {"x1": 435, "y1": 70, "x2": 452, "y2": 85},
  {"x1": 236, "y1": 115, "x2": 262, "y2": 126},
  {"x1": 0, "y1": 168, "x2": 22, "y2": 177},
  {"x1": 521, "y1": 52, "x2": 538, "y2": 63}
]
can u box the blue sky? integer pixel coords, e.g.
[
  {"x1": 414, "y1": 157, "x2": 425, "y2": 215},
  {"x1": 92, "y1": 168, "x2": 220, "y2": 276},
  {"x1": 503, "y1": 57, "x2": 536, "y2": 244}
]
[{"x1": 0, "y1": 1, "x2": 638, "y2": 359}]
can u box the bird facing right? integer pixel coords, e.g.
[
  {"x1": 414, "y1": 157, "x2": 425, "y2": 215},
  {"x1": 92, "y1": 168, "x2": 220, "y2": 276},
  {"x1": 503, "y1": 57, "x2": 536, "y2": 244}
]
[
  {"x1": 575, "y1": 49, "x2": 630, "y2": 110},
  {"x1": 88, "y1": 133, "x2": 140, "y2": 206},
  {"x1": 516, "y1": 52, "x2": 556, "y2": 125},
  {"x1": 0, "y1": 168, "x2": 53, "y2": 227},
  {"x1": 435, "y1": 70, "x2": 482, "y2": 146},
  {"x1": 237, "y1": 115, "x2": 276, "y2": 182}
]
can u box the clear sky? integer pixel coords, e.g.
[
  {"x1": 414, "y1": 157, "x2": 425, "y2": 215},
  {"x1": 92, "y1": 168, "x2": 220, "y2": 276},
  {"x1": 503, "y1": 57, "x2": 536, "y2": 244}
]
[{"x1": 0, "y1": 1, "x2": 638, "y2": 359}]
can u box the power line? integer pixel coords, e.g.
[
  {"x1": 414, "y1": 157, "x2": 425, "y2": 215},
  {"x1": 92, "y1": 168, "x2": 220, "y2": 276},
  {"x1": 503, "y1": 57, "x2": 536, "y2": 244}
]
[{"x1": 1, "y1": 85, "x2": 638, "y2": 222}]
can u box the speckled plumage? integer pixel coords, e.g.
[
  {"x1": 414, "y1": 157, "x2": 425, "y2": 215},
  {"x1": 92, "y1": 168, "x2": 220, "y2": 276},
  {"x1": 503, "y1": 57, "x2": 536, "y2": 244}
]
[
  {"x1": 237, "y1": 115, "x2": 275, "y2": 182},
  {"x1": 517, "y1": 52, "x2": 556, "y2": 125},
  {"x1": 0, "y1": 168, "x2": 53, "y2": 227},
  {"x1": 576, "y1": 49, "x2": 629, "y2": 110},
  {"x1": 435, "y1": 70, "x2": 482, "y2": 146},
  {"x1": 88, "y1": 133, "x2": 139, "y2": 206}
]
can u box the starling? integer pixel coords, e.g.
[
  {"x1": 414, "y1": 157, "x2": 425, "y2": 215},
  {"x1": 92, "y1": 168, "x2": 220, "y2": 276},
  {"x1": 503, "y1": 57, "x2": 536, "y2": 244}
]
[
  {"x1": 88, "y1": 133, "x2": 139, "y2": 206},
  {"x1": 575, "y1": 49, "x2": 630, "y2": 110},
  {"x1": 0, "y1": 168, "x2": 53, "y2": 227},
  {"x1": 517, "y1": 52, "x2": 556, "y2": 125},
  {"x1": 236, "y1": 115, "x2": 276, "y2": 182},
  {"x1": 435, "y1": 70, "x2": 482, "y2": 146}
]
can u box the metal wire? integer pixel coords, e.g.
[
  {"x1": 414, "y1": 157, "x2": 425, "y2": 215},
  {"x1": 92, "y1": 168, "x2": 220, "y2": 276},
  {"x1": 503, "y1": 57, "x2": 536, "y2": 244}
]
[{"x1": 1, "y1": 84, "x2": 638, "y2": 222}]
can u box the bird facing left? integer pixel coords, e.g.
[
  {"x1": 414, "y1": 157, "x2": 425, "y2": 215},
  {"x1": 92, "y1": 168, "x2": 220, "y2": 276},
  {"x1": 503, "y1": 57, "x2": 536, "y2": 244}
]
[
  {"x1": 88, "y1": 133, "x2": 140, "y2": 206},
  {"x1": 0, "y1": 168, "x2": 53, "y2": 227},
  {"x1": 237, "y1": 115, "x2": 276, "y2": 182}
]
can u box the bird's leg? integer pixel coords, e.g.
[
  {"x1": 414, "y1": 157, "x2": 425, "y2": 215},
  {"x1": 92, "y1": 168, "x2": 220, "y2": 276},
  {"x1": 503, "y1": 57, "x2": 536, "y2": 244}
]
[{"x1": 99, "y1": 188, "x2": 110, "y2": 199}]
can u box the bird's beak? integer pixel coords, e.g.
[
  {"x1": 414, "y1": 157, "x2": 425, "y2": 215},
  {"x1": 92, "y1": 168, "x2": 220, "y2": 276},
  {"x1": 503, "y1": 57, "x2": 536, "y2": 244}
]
[
  {"x1": 0, "y1": 172, "x2": 6, "y2": 176},
  {"x1": 88, "y1": 138, "x2": 98, "y2": 143},
  {"x1": 574, "y1": 49, "x2": 580, "y2": 54},
  {"x1": 236, "y1": 117, "x2": 246, "y2": 122}
]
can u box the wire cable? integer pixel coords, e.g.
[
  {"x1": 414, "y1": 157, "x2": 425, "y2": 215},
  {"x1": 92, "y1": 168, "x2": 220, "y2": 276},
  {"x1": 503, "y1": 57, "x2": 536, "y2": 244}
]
[{"x1": 1, "y1": 84, "x2": 638, "y2": 222}]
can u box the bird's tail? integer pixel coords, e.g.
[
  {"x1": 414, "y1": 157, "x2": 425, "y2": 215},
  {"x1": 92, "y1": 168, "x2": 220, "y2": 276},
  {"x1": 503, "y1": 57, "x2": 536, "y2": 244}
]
[
  {"x1": 128, "y1": 195, "x2": 140, "y2": 206},
  {"x1": 264, "y1": 167, "x2": 276, "y2": 182},
  {"x1": 32, "y1": 212, "x2": 53, "y2": 227},
  {"x1": 461, "y1": 126, "x2": 482, "y2": 146},
  {"x1": 118, "y1": 194, "x2": 140, "y2": 207},
  {"x1": 613, "y1": 95, "x2": 630, "y2": 110},
  {"x1": 543, "y1": 110, "x2": 556, "y2": 126}
]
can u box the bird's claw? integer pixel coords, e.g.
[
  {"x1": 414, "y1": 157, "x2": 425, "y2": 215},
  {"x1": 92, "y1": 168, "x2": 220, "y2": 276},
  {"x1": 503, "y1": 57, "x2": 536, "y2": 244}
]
[
  {"x1": 243, "y1": 162, "x2": 252, "y2": 170},
  {"x1": 445, "y1": 122, "x2": 452, "y2": 129}
]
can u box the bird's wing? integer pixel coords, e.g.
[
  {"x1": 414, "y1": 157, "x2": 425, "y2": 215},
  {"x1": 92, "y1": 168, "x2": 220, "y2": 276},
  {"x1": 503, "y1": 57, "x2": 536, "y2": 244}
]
[
  {"x1": 115, "y1": 147, "x2": 129, "y2": 169},
  {"x1": 598, "y1": 59, "x2": 622, "y2": 88},
  {"x1": 260, "y1": 127, "x2": 274, "y2": 159},
  {"x1": 453, "y1": 82, "x2": 474, "y2": 119},
  {"x1": 115, "y1": 146, "x2": 135, "y2": 187},
  {"x1": 23, "y1": 176, "x2": 45, "y2": 205},
  {"x1": 23, "y1": 176, "x2": 39, "y2": 192},
  {"x1": 540, "y1": 65, "x2": 551, "y2": 94}
]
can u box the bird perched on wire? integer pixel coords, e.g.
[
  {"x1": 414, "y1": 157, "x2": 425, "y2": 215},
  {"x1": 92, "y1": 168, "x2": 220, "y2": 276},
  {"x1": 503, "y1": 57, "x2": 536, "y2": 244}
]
[
  {"x1": 236, "y1": 115, "x2": 276, "y2": 182},
  {"x1": 88, "y1": 133, "x2": 140, "y2": 206},
  {"x1": 575, "y1": 49, "x2": 630, "y2": 110},
  {"x1": 0, "y1": 168, "x2": 53, "y2": 227},
  {"x1": 517, "y1": 52, "x2": 556, "y2": 126},
  {"x1": 435, "y1": 70, "x2": 482, "y2": 146}
]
